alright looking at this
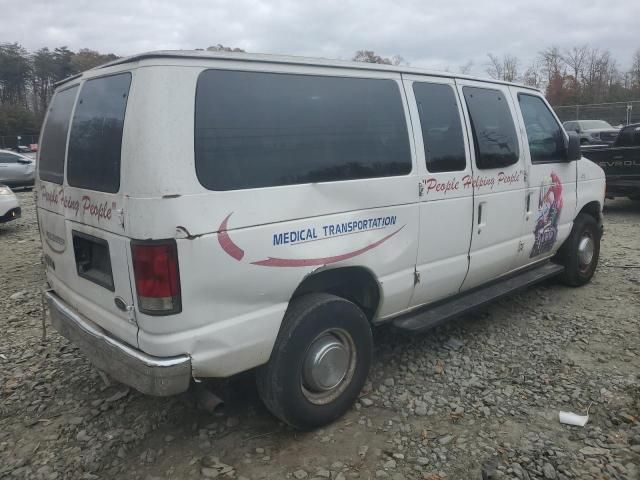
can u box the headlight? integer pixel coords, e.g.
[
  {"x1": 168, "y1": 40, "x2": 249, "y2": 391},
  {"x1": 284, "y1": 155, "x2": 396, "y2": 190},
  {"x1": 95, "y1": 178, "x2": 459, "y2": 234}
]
[
  {"x1": 0, "y1": 186, "x2": 13, "y2": 195},
  {"x1": 591, "y1": 132, "x2": 601, "y2": 140}
]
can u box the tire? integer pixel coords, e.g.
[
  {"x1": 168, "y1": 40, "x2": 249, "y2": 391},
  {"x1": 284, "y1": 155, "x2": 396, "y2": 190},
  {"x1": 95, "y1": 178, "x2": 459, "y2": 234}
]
[
  {"x1": 256, "y1": 293, "x2": 373, "y2": 430},
  {"x1": 557, "y1": 213, "x2": 601, "y2": 286}
]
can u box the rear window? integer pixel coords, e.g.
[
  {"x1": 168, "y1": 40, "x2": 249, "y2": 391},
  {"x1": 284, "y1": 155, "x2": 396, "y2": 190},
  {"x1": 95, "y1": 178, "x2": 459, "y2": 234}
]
[
  {"x1": 67, "y1": 73, "x2": 131, "y2": 193},
  {"x1": 195, "y1": 70, "x2": 412, "y2": 191},
  {"x1": 39, "y1": 86, "x2": 78, "y2": 184}
]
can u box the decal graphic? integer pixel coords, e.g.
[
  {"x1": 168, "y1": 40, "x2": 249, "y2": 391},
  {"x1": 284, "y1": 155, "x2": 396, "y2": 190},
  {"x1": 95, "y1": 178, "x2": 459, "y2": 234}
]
[
  {"x1": 530, "y1": 172, "x2": 563, "y2": 258},
  {"x1": 44, "y1": 230, "x2": 66, "y2": 254},
  {"x1": 39, "y1": 184, "x2": 115, "y2": 222},
  {"x1": 217, "y1": 213, "x2": 404, "y2": 267},
  {"x1": 421, "y1": 170, "x2": 525, "y2": 196}
]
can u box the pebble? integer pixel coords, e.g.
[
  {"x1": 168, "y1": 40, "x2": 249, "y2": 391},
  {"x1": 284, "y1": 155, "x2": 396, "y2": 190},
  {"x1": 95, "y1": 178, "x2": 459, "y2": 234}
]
[
  {"x1": 360, "y1": 398, "x2": 374, "y2": 407},
  {"x1": 542, "y1": 462, "x2": 556, "y2": 479}
]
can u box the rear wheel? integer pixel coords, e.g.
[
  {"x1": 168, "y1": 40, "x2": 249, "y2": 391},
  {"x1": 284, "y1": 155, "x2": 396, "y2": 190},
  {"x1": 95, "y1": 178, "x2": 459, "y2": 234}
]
[
  {"x1": 256, "y1": 293, "x2": 373, "y2": 430},
  {"x1": 557, "y1": 213, "x2": 601, "y2": 286}
]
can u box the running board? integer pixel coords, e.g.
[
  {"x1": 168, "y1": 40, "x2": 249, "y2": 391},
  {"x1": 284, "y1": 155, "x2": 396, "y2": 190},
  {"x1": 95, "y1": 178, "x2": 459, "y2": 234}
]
[{"x1": 392, "y1": 262, "x2": 565, "y2": 333}]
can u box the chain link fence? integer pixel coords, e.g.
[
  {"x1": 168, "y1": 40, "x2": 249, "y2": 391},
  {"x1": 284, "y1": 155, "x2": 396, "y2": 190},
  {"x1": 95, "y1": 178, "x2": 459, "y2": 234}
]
[{"x1": 553, "y1": 101, "x2": 640, "y2": 127}]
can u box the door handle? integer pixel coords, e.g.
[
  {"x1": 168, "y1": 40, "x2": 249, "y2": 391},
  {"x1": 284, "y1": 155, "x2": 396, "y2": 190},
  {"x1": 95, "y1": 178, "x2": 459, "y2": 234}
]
[
  {"x1": 525, "y1": 192, "x2": 533, "y2": 220},
  {"x1": 477, "y1": 202, "x2": 486, "y2": 234}
]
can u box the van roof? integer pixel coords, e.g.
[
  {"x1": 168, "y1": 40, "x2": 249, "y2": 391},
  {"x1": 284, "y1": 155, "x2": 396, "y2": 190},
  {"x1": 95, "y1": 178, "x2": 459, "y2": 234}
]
[{"x1": 57, "y1": 50, "x2": 541, "y2": 92}]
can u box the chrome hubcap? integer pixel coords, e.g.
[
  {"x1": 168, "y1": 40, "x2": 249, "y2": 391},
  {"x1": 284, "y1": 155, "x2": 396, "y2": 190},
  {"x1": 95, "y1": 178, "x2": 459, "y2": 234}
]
[
  {"x1": 301, "y1": 329, "x2": 356, "y2": 405},
  {"x1": 578, "y1": 234, "x2": 595, "y2": 270}
]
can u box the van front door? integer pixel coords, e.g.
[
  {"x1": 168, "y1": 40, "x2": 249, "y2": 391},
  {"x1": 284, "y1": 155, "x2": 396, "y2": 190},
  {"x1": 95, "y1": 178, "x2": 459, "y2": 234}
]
[
  {"x1": 511, "y1": 89, "x2": 577, "y2": 270},
  {"x1": 403, "y1": 76, "x2": 473, "y2": 307},
  {"x1": 457, "y1": 80, "x2": 528, "y2": 290}
]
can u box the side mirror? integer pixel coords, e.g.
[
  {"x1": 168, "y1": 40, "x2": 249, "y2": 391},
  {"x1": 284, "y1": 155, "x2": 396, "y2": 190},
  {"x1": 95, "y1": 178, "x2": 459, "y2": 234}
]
[{"x1": 566, "y1": 131, "x2": 581, "y2": 161}]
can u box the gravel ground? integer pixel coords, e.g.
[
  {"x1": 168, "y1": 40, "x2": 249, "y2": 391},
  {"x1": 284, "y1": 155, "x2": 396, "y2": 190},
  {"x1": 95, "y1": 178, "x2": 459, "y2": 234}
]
[{"x1": 1, "y1": 191, "x2": 639, "y2": 480}]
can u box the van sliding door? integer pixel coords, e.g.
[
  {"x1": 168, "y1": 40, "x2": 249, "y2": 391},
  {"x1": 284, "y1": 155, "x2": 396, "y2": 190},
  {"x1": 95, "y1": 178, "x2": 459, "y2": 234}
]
[{"x1": 402, "y1": 75, "x2": 474, "y2": 308}]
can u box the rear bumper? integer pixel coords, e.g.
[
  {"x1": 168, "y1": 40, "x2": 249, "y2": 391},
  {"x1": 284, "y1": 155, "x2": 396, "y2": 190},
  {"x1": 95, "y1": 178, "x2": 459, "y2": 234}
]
[{"x1": 45, "y1": 291, "x2": 192, "y2": 396}]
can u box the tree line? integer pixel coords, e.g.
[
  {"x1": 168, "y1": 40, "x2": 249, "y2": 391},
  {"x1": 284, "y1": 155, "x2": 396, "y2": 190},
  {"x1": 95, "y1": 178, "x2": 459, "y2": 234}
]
[
  {"x1": 2, "y1": 42, "x2": 639, "y2": 138},
  {"x1": 353, "y1": 46, "x2": 640, "y2": 107},
  {"x1": 0, "y1": 43, "x2": 119, "y2": 137},
  {"x1": 485, "y1": 46, "x2": 640, "y2": 106}
]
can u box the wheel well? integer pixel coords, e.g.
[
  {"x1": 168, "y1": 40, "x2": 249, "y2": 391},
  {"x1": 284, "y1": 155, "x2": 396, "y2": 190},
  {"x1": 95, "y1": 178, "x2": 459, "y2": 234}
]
[
  {"x1": 291, "y1": 267, "x2": 381, "y2": 321},
  {"x1": 579, "y1": 201, "x2": 602, "y2": 226}
]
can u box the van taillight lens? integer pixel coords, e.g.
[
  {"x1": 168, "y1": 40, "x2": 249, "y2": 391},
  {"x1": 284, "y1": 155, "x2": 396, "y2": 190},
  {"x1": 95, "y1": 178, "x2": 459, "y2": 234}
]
[{"x1": 131, "y1": 240, "x2": 181, "y2": 315}]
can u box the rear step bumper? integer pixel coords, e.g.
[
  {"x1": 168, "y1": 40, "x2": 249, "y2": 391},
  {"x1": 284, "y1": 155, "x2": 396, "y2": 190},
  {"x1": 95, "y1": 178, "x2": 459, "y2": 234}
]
[{"x1": 45, "y1": 291, "x2": 192, "y2": 396}]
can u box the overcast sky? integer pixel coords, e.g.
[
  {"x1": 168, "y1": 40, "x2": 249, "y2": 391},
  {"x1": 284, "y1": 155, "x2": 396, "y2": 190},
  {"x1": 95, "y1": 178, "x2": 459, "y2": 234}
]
[{"x1": 3, "y1": 0, "x2": 639, "y2": 75}]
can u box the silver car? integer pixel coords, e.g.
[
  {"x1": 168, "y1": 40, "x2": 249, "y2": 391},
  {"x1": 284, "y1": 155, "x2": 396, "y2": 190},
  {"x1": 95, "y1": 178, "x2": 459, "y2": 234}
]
[
  {"x1": 0, "y1": 149, "x2": 35, "y2": 188},
  {"x1": 562, "y1": 120, "x2": 620, "y2": 145}
]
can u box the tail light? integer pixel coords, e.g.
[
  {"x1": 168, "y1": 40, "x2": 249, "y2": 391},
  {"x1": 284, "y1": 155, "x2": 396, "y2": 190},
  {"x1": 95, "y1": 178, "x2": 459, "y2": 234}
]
[{"x1": 131, "y1": 240, "x2": 181, "y2": 315}]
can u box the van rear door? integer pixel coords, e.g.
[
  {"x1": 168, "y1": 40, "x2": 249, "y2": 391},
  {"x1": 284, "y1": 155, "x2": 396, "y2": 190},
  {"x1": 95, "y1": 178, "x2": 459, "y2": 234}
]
[{"x1": 37, "y1": 72, "x2": 138, "y2": 347}]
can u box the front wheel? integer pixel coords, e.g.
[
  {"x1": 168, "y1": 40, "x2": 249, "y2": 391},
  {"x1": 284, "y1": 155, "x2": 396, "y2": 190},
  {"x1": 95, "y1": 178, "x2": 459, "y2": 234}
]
[
  {"x1": 256, "y1": 293, "x2": 373, "y2": 430},
  {"x1": 557, "y1": 213, "x2": 601, "y2": 286}
]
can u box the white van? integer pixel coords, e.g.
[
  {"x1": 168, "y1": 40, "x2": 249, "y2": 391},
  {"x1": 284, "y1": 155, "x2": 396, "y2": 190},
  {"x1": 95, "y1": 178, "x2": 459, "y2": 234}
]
[{"x1": 37, "y1": 51, "x2": 605, "y2": 429}]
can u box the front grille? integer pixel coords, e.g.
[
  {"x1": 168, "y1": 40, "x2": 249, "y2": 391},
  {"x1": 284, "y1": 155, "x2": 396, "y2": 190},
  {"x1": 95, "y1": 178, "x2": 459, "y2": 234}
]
[{"x1": 600, "y1": 132, "x2": 618, "y2": 143}]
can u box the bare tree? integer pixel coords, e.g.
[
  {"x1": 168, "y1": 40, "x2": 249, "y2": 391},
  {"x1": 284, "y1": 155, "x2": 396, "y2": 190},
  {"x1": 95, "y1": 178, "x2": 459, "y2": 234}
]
[
  {"x1": 486, "y1": 53, "x2": 518, "y2": 82},
  {"x1": 582, "y1": 48, "x2": 617, "y2": 103},
  {"x1": 562, "y1": 46, "x2": 588, "y2": 84},
  {"x1": 630, "y1": 48, "x2": 640, "y2": 92},
  {"x1": 539, "y1": 46, "x2": 564, "y2": 85},
  {"x1": 391, "y1": 54, "x2": 408, "y2": 66},
  {"x1": 522, "y1": 60, "x2": 543, "y2": 88},
  {"x1": 459, "y1": 60, "x2": 473, "y2": 75},
  {"x1": 352, "y1": 50, "x2": 404, "y2": 65},
  {"x1": 206, "y1": 44, "x2": 245, "y2": 53},
  {"x1": 486, "y1": 53, "x2": 504, "y2": 80}
]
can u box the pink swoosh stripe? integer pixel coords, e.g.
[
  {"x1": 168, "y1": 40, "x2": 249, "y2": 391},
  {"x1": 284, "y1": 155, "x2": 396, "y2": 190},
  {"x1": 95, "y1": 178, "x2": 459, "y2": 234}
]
[
  {"x1": 250, "y1": 225, "x2": 405, "y2": 267},
  {"x1": 217, "y1": 213, "x2": 245, "y2": 261}
]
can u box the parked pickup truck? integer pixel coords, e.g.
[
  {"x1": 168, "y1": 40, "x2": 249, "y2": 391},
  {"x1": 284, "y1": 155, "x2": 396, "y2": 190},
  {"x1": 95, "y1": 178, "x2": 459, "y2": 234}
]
[{"x1": 582, "y1": 123, "x2": 640, "y2": 200}]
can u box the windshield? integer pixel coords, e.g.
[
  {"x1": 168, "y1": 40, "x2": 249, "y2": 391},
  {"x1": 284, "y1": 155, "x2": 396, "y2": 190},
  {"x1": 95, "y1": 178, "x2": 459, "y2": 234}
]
[{"x1": 579, "y1": 120, "x2": 613, "y2": 130}]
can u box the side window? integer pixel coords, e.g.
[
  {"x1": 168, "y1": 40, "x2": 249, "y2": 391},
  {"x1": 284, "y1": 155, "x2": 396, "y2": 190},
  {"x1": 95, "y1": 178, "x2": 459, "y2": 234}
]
[
  {"x1": 38, "y1": 86, "x2": 78, "y2": 184},
  {"x1": 463, "y1": 87, "x2": 519, "y2": 169},
  {"x1": 518, "y1": 94, "x2": 566, "y2": 164},
  {"x1": 0, "y1": 152, "x2": 19, "y2": 163},
  {"x1": 67, "y1": 73, "x2": 131, "y2": 193},
  {"x1": 194, "y1": 70, "x2": 412, "y2": 191},
  {"x1": 413, "y1": 82, "x2": 466, "y2": 172}
]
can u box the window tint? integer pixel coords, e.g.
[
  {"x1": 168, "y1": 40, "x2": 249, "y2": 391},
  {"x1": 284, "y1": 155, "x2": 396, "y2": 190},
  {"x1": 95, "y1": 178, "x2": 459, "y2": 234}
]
[
  {"x1": 463, "y1": 87, "x2": 519, "y2": 169},
  {"x1": 67, "y1": 73, "x2": 131, "y2": 193},
  {"x1": 518, "y1": 94, "x2": 566, "y2": 164},
  {"x1": 0, "y1": 152, "x2": 19, "y2": 163},
  {"x1": 195, "y1": 70, "x2": 412, "y2": 191},
  {"x1": 413, "y1": 82, "x2": 466, "y2": 172},
  {"x1": 39, "y1": 86, "x2": 78, "y2": 184}
]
